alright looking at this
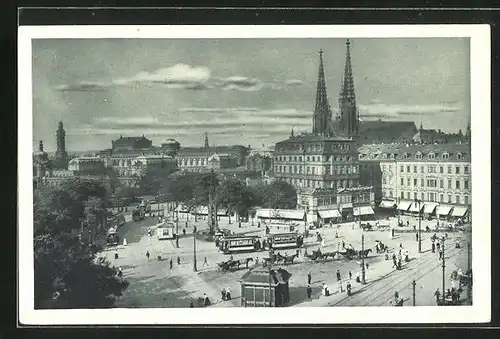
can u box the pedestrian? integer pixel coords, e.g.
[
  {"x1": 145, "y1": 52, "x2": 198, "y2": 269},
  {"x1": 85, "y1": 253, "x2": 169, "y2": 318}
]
[
  {"x1": 434, "y1": 288, "x2": 441, "y2": 304},
  {"x1": 407, "y1": 220, "x2": 409, "y2": 227},
  {"x1": 221, "y1": 288, "x2": 226, "y2": 301},
  {"x1": 114, "y1": 249, "x2": 119, "y2": 260},
  {"x1": 203, "y1": 256, "x2": 208, "y2": 267},
  {"x1": 306, "y1": 284, "x2": 312, "y2": 299},
  {"x1": 397, "y1": 259, "x2": 402, "y2": 270},
  {"x1": 346, "y1": 281, "x2": 352, "y2": 296},
  {"x1": 416, "y1": 232, "x2": 419, "y2": 242},
  {"x1": 189, "y1": 300, "x2": 194, "y2": 308},
  {"x1": 392, "y1": 258, "x2": 397, "y2": 269},
  {"x1": 117, "y1": 267, "x2": 123, "y2": 278},
  {"x1": 146, "y1": 250, "x2": 150, "y2": 260},
  {"x1": 307, "y1": 271, "x2": 312, "y2": 285},
  {"x1": 366, "y1": 263, "x2": 369, "y2": 270},
  {"x1": 169, "y1": 258, "x2": 173, "y2": 269},
  {"x1": 203, "y1": 293, "x2": 211, "y2": 307},
  {"x1": 431, "y1": 242, "x2": 436, "y2": 253},
  {"x1": 413, "y1": 225, "x2": 416, "y2": 232},
  {"x1": 183, "y1": 228, "x2": 186, "y2": 236},
  {"x1": 437, "y1": 242, "x2": 441, "y2": 251},
  {"x1": 336, "y1": 269, "x2": 341, "y2": 282},
  {"x1": 177, "y1": 255, "x2": 181, "y2": 265},
  {"x1": 335, "y1": 231, "x2": 338, "y2": 238},
  {"x1": 356, "y1": 272, "x2": 360, "y2": 283},
  {"x1": 337, "y1": 280, "x2": 343, "y2": 293},
  {"x1": 439, "y1": 250, "x2": 443, "y2": 260},
  {"x1": 349, "y1": 271, "x2": 352, "y2": 280},
  {"x1": 226, "y1": 287, "x2": 232, "y2": 300},
  {"x1": 342, "y1": 240, "x2": 345, "y2": 249}
]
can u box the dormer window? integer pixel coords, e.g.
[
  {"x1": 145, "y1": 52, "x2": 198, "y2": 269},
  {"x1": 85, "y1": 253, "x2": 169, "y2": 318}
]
[
  {"x1": 428, "y1": 153, "x2": 435, "y2": 160},
  {"x1": 416, "y1": 152, "x2": 422, "y2": 160},
  {"x1": 382, "y1": 154, "x2": 388, "y2": 159},
  {"x1": 442, "y1": 153, "x2": 449, "y2": 160},
  {"x1": 403, "y1": 153, "x2": 409, "y2": 159},
  {"x1": 389, "y1": 154, "x2": 395, "y2": 159},
  {"x1": 457, "y1": 153, "x2": 463, "y2": 160}
]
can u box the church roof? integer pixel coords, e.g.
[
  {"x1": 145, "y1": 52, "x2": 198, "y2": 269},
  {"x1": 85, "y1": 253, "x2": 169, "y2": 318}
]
[{"x1": 358, "y1": 120, "x2": 417, "y2": 144}]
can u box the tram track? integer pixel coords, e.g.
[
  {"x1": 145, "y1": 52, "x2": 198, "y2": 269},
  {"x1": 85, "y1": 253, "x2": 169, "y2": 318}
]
[{"x1": 332, "y1": 245, "x2": 463, "y2": 307}]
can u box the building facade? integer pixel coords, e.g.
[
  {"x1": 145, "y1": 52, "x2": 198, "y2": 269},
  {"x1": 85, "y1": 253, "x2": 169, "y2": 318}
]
[
  {"x1": 68, "y1": 156, "x2": 107, "y2": 173},
  {"x1": 53, "y1": 121, "x2": 69, "y2": 170},
  {"x1": 358, "y1": 143, "x2": 471, "y2": 217}
]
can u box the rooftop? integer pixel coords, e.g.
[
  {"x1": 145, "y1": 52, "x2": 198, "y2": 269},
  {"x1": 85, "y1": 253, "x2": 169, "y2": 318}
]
[
  {"x1": 358, "y1": 142, "x2": 470, "y2": 161},
  {"x1": 240, "y1": 267, "x2": 292, "y2": 286}
]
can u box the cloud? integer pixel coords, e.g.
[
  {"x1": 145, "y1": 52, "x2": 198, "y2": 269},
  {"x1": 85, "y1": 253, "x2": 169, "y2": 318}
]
[
  {"x1": 54, "y1": 64, "x2": 302, "y2": 93},
  {"x1": 358, "y1": 102, "x2": 464, "y2": 119}
]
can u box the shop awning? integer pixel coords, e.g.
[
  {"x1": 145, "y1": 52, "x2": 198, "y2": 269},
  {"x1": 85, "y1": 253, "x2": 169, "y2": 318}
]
[
  {"x1": 397, "y1": 201, "x2": 412, "y2": 211},
  {"x1": 256, "y1": 209, "x2": 305, "y2": 220},
  {"x1": 436, "y1": 205, "x2": 453, "y2": 216},
  {"x1": 451, "y1": 206, "x2": 468, "y2": 217},
  {"x1": 409, "y1": 202, "x2": 424, "y2": 213},
  {"x1": 379, "y1": 200, "x2": 396, "y2": 209},
  {"x1": 423, "y1": 202, "x2": 439, "y2": 214},
  {"x1": 175, "y1": 205, "x2": 190, "y2": 213},
  {"x1": 318, "y1": 210, "x2": 342, "y2": 219},
  {"x1": 353, "y1": 206, "x2": 375, "y2": 216}
]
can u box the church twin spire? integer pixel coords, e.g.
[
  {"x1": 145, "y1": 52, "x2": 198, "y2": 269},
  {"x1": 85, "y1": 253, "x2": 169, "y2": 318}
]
[{"x1": 312, "y1": 39, "x2": 359, "y2": 138}]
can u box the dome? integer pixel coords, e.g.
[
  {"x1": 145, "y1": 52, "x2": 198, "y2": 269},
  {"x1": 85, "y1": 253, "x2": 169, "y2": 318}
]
[{"x1": 162, "y1": 138, "x2": 180, "y2": 145}]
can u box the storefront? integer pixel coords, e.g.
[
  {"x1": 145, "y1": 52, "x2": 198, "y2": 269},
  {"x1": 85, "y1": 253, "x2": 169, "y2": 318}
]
[
  {"x1": 318, "y1": 209, "x2": 342, "y2": 223},
  {"x1": 436, "y1": 204, "x2": 453, "y2": 219},
  {"x1": 451, "y1": 206, "x2": 468, "y2": 220},
  {"x1": 397, "y1": 200, "x2": 412, "y2": 215},
  {"x1": 353, "y1": 205, "x2": 375, "y2": 221}
]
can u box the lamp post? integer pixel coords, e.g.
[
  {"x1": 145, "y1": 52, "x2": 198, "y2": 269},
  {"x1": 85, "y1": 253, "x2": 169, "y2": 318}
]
[
  {"x1": 415, "y1": 199, "x2": 422, "y2": 253},
  {"x1": 268, "y1": 249, "x2": 273, "y2": 307},
  {"x1": 467, "y1": 241, "x2": 472, "y2": 303},
  {"x1": 361, "y1": 234, "x2": 366, "y2": 284},
  {"x1": 193, "y1": 226, "x2": 197, "y2": 272},
  {"x1": 412, "y1": 279, "x2": 416, "y2": 306},
  {"x1": 441, "y1": 236, "x2": 446, "y2": 304},
  {"x1": 175, "y1": 210, "x2": 180, "y2": 248}
]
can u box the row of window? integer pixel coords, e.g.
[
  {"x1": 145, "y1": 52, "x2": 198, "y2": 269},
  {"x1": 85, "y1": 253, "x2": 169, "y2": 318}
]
[
  {"x1": 277, "y1": 142, "x2": 352, "y2": 153},
  {"x1": 396, "y1": 177, "x2": 470, "y2": 190},
  {"x1": 179, "y1": 157, "x2": 207, "y2": 166},
  {"x1": 388, "y1": 190, "x2": 470, "y2": 205},
  {"x1": 275, "y1": 155, "x2": 353, "y2": 162},
  {"x1": 282, "y1": 177, "x2": 359, "y2": 189},
  {"x1": 275, "y1": 164, "x2": 358, "y2": 175},
  {"x1": 398, "y1": 164, "x2": 469, "y2": 175},
  {"x1": 361, "y1": 152, "x2": 465, "y2": 161}
]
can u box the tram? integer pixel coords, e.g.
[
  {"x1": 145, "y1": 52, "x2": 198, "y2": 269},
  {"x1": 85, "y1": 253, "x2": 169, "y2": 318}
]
[
  {"x1": 106, "y1": 228, "x2": 120, "y2": 246},
  {"x1": 132, "y1": 207, "x2": 146, "y2": 221},
  {"x1": 267, "y1": 232, "x2": 303, "y2": 250},
  {"x1": 219, "y1": 235, "x2": 262, "y2": 254}
]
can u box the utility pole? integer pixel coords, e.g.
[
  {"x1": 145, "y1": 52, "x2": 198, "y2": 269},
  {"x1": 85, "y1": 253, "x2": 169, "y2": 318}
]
[
  {"x1": 467, "y1": 241, "x2": 472, "y2": 303},
  {"x1": 441, "y1": 236, "x2": 446, "y2": 304},
  {"x1": 412, "y1": 279, "x2": 416, "y2": 306},
  {"x1": 268, "y1": 249, "x2": 273, "y2": 307},
  {"x1": 193, "y1": 226, "x2": 197, "y2": 272},
  {"x1": 175, "y1": 210, "x2": 179, "y2": 248},
  {"x1": 418, "y1": 200, "x2": 422, "y2": 253},
  {"x1": 361, "y1": 234, "x2": 366, "y2": 284}
]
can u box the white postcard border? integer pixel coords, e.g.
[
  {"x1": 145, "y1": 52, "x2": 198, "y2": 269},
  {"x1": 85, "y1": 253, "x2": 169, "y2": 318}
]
[{"x1": 18, "y1": 24, "x2": 491, "y2": 325}]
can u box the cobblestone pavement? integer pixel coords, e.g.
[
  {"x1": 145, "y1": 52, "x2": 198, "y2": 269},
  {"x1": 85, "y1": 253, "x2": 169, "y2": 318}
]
[{"x1": 104, "y1": 210, "x2": 471, "y2": 308}]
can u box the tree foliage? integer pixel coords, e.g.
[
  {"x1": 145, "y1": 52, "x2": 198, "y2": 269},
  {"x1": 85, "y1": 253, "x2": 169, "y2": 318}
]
[
  {"x1": 34, "y1": 179, "x2": 128, "y2": 309},
  {"x1": 255, "y1": 180, "x2": 297, "y2": 210}
]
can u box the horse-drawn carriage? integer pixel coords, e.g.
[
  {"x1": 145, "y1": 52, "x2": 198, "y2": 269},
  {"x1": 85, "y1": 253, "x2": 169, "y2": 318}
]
[
  {"x1": 361, "y1": 223, "x2": 373, "y2": 232},
  {"x1": 217, "y1": 257, "x2": 254, "y2": 272},
  {"x1": 262, "y1": 252, "x2": 299, "y2": 266}
]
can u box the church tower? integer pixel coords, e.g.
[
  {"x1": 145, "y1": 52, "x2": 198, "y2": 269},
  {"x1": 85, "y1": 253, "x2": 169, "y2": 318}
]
[
  {"x1": 55, "y1": 121, "x2": 68, "y2": 169},
  {"x1": 338, "y1": 39, "x2": 359, "y2": 138},
  {"x1": 204, "y1": 132, "x2": 209, "y2": 149},
  {"x1": 312, "y1": 49, "x2": 334, "y2": 136}
]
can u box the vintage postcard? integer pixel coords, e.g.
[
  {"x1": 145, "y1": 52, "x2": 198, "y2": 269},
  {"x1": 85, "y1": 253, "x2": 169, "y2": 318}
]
[{"x1": 18, "y1": 24, "x2": 491, "y2": 325}]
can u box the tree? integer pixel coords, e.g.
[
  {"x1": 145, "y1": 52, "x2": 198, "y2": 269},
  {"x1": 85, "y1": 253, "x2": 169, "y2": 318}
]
[
  {"x1": 260, "y1": 180, "x2": 297, "y2": 210},
  {"x1": 84, "y1": 196, "x2": 106, "y2": 234},
  {"x1": 34, "y1": 178, "x2": 128, "y2": 309},
  {"x1": 217, "y1": 179, "x2": 255, "y2": 224}
]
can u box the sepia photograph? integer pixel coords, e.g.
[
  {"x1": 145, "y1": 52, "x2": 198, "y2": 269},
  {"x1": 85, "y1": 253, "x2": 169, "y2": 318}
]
[{"x1": 18, "y1": 24, "x2": 491, "y2": 325}]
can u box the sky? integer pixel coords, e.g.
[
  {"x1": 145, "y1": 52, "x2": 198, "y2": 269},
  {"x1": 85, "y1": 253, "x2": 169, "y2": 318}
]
[{"x1": 32, "y1": 38, "x2": 470, "y2": 152}]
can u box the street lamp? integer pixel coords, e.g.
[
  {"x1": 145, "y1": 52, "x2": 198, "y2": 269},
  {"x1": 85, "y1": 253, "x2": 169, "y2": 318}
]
[
  {"x1": 361, "y1": 234, "x2": 366, "y2": 284},
  {"x1": 175, "y1": 210, "x2": 180, "y2": 248},
  {"x1": 268, "y1": 249, "x2": 273, "y2": 307},
  {"x1": 193, "y1": 226, "x2": 197, "y2": 272},
  {"x1": 441, "y1": 236, "x2": 446, "y2": 304},
  {"x1": 414, "y1": 198, "x2": 422, "y2": 253}
]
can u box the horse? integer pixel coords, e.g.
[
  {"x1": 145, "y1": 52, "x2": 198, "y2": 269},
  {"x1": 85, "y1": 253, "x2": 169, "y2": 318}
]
[
  {"x1": 358, "y1": 249, "x2": 372, "y2": 258},
  {"x1": 244, "y1": 257, "x2": 254, "y2": 269},
  {"x1": 277, "y1": 253, "x2": 298, "y2": 265},
  {"x1": 305, "y1": 249, "x2": 323, "y2": 261},
  {"x1": 339, "y1": 248, "x2": 357, "y2": 260},
  {"x1": 321, "y1": 252, "x2": 337, "y2": 262}
]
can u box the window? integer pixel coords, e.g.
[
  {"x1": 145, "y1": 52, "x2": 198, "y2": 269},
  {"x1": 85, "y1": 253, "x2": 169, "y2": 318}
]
[
  {"x1": 456, "y1": 180, "x2": 460, "y2": 189},
  {"x1": 440, "y1": 166, "x2": 444, "y2": 174},
  {"x1": 448, "y1": 179, "x2": 452, "y2": 189},
  {"x1": 421, "y1": 166, "x2": 425, "y2": 173},
  {"x1": 406, "y1": 165, "x2": 410, "y2": 172},
  {"x1": 283, "y1": 166, "x2": 287, "y2": 173},
  {"x1": 294, "y1": 156, "x2": 297, "y2": 161},
  {"x1": 448, "y1": 165, "x2": 452, "y2": 174},
  {"x1": 406, "y1": 192, "x2": 410, "y2": 199},
  {"x1": 279, "y1": 165, "x2": 282, "y2": 172},
  {"x1": 456, "y1": 195, "x2": 460, "y2": 204},
  {"x1": 457, "y1": 153, "x2": 462, "y2": 160},
  {"x1": 416, "y1": 153, "x2": 422, "y2": 160},
  {"x1": 299, "y1": 156, "x2": 302, "y2": 161},
  {"x1": 383, "y1": 178, "x2": 387, "y2": 184},
  {"x1": 401, "y1": 178, "x2": 404, "y2": 186},
  {"x1": 455, "y1": 166, "x2": 460, "y2": 175},
  {"x1": 442, "y1": 153, "x2": 449, "y2": 160},
  {"x1": 413, "y1": 166, "x2": 417, "y2": 173},
  {"x1": 407, "y1": 178, "x2": 411, "y2": 186},
  {"x1": 401, "y1": 191, "x2": 404, "y2": 198},
  {"x1": 294, "y1": 165, "x2": 297, "y2": 173},
  {"x1": 428, "y1": 153, "x2": 435, "y2": 159},
  {"x1": 448, "y1": 195, "x2": 452, "y2": 203},
  {"x1": 306, "y1": 167, "x2": 310, "y2": 174},
  {"x1": 311, "y1": 167, "x2": 315, "y2": 175},
  {"x1": 464, "y1": 180, "x2": 469, "y2": 189},
  {"x1": 421, "y1": 193, "x2": 425, "y2": 201},
  {"x1": 421, "y1": 179, "x2": 425, "y2": 187},
  {"x1": 440, "y1": 180, "x2": 444, "y2": 188},
  {"x1": 414, "y1": 179, "x2": 417, "y2": 186},
  {"x1": 464, "y1": 196, "x2": 469, "y2": 205},
  {"x1": 306, "y1": 156, "x2": 310, "y2": 161},
  {"x1": 413, "y1": 192, "x2": 417, "y2": 200},
  {"x1": 440, "y1": 194, "x2": 444, "y2": 202},
  {"x1": 400, "y1": 165, "x2": 404, "y2": 173}
]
